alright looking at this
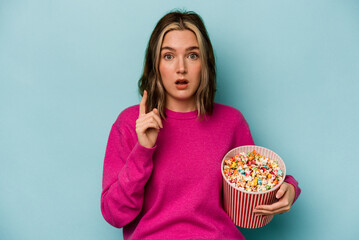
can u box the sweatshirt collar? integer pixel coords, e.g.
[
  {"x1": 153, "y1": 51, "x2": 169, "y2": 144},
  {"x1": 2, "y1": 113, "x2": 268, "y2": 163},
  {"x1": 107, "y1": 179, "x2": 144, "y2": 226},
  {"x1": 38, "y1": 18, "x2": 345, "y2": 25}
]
[{"x1": 164, "y1": 108, "x2": 198, "y2": 120}]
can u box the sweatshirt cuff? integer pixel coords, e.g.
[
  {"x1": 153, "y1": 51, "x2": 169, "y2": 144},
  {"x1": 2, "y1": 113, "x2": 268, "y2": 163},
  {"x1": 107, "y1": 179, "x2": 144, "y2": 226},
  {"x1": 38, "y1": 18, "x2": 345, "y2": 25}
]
[
  {"x1": 130, "y1": 142, "x2": 157, "y2": 165},
  {"x1": 120, "y1": 142, "x2": 157, "y2": 182},
  {"x1": 137, "y1": 142, "x2": 157, "y2": 151},
  {"x1": 284, "y1": 175, "x2": 301, "y2": 205}
]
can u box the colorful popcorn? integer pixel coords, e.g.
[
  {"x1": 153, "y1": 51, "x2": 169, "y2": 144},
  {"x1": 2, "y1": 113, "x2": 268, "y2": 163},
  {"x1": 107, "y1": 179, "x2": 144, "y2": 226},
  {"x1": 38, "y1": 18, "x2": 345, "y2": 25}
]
[{"x1": 223, "y1": 150, "x2": 283, "y2": 192}]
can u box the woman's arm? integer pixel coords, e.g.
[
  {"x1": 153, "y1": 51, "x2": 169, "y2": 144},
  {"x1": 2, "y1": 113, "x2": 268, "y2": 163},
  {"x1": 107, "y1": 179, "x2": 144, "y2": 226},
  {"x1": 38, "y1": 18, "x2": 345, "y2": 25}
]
[{"x1": 100, "y1": 119, "x2": 156, "y2": 228}]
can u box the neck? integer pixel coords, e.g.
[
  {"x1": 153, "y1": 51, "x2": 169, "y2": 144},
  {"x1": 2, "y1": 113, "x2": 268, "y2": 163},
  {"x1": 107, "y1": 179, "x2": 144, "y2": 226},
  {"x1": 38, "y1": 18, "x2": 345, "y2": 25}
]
[{"x1": 165, "y1": 99, "x2": 197, "y2": 112}]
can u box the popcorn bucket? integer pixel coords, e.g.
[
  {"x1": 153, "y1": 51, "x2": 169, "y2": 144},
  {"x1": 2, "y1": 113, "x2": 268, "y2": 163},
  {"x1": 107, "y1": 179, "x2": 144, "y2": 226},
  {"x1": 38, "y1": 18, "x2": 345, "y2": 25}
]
[{"x1": 221, "y1": 145, "x2": 286, "y2": 228}]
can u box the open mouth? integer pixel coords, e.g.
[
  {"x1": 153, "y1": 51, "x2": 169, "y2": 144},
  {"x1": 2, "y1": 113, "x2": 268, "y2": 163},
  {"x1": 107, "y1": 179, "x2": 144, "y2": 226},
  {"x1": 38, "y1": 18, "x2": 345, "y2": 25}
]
[{"x1": 175, "y1": 80, "x2": 189, "y2": 85}]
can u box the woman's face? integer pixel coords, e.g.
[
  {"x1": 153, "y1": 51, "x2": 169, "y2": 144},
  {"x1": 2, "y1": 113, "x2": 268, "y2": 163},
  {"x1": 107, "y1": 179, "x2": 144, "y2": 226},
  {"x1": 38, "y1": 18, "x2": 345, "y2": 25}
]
[{"x1": 159, "y1": 30, "x2": 201, "y2": 110}]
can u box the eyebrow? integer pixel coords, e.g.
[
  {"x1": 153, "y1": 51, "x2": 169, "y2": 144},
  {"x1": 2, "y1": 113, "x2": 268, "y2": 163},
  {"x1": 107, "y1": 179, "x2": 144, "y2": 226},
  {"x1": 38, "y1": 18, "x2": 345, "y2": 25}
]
[{"x1": 161, "y1": 46, "x2": 199, "y2": 52}]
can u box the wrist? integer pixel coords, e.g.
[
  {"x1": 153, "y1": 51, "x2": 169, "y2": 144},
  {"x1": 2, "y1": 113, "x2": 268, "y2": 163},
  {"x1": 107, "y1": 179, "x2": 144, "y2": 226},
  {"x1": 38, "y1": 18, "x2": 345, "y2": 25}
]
[{"x1": 138, "y1": 142, "x2": 156, "y2": 149}]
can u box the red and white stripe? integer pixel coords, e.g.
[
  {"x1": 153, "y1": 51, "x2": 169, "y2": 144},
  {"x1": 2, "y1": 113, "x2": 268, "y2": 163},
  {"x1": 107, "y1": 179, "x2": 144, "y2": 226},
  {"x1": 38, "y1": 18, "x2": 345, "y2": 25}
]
[{"x1": 222, "y1": 145, "x2": 286, "y2": 229}]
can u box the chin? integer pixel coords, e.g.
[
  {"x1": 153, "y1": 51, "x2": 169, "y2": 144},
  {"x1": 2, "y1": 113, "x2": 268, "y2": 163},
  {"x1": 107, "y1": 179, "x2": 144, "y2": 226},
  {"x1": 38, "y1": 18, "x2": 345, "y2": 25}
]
[
  {"x1": 168, "y1": 92, "x2": 195, "y2": 102},
  {"x1": 176, "y1": 92, "x2": 196, "y2": 99}
]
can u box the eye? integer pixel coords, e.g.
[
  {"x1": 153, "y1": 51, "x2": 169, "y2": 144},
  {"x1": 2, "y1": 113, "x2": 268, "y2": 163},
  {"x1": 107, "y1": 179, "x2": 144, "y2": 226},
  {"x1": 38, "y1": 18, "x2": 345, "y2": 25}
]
[
  {"x1": 188, "y1": 53, "x2": 199, "y2": 60},
  {"x1": 163, "y1": 54, "x2": 173, "y2": 60}
]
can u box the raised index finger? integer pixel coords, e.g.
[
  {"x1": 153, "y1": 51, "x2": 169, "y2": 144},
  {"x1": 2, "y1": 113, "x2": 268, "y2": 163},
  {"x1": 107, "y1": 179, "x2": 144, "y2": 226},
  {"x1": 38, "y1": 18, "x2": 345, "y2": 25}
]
[{"x1": 139, "y1": 90, "x2": 147, "y2": 116}]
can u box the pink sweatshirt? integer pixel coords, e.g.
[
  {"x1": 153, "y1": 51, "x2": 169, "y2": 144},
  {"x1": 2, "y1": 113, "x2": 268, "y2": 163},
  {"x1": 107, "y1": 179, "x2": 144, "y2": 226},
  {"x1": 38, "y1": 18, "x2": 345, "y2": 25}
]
[{"x1": 101, "y1": 103, "x2": 301, "y2": 239}]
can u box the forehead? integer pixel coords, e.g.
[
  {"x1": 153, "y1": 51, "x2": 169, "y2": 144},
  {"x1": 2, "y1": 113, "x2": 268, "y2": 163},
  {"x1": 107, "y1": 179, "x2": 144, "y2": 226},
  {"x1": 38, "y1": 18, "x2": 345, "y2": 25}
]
[{"x1": 161, "y1": 30, "x2": 199, "y2": 49}]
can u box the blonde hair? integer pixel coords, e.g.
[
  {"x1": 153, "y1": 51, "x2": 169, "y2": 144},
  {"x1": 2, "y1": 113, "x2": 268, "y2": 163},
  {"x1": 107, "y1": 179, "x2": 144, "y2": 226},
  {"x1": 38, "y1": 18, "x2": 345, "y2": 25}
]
[{"x1": 138, "y1": 10, "x2": 216, "y2": 120}]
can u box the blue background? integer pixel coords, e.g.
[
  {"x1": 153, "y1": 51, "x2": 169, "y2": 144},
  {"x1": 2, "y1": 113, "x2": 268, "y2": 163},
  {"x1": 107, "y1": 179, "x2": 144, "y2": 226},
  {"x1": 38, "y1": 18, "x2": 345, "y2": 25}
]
[{"x1": 1, "y1": 0, "x2": 358, "y2": 239}]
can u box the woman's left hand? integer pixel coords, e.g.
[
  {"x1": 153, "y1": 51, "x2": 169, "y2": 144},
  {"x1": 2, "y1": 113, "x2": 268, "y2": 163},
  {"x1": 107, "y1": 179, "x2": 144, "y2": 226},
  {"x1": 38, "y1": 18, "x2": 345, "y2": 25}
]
[{"x1": 253, "y1": 182, "x2": 295, "y2": 216}]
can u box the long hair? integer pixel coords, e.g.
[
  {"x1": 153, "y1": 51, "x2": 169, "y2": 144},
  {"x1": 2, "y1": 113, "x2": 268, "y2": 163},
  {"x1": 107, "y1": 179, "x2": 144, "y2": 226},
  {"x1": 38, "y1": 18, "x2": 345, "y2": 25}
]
[{"x1": 138, "y1": 10, "x2": 216, "y2": 120}]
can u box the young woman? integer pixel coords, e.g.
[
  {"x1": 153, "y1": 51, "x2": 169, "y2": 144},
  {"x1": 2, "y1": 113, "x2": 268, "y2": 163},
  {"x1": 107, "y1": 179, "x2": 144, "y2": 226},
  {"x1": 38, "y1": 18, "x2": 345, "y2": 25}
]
[{"x1": 101, "y1": 10, "x2": 301, "y2": 239}]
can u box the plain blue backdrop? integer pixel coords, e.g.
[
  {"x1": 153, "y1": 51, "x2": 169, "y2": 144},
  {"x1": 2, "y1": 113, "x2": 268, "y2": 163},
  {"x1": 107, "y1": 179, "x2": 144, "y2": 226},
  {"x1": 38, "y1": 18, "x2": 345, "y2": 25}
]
[{"x1": 1, "y1": 0, "x2": 358, "y2": 239}]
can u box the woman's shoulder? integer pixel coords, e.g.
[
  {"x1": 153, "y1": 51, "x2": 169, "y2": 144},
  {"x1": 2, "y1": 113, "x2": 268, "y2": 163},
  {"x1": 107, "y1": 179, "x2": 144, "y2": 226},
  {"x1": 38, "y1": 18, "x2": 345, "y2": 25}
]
[
  {"x1": 213, "y1": 102, "x2": 246, "y2": 120},
  {"x1": 212, "y1": 102, "x2": 250, "y2": 131},
  {"x1": 113, "y1": 104, "x2": 139, "y2": 129}
]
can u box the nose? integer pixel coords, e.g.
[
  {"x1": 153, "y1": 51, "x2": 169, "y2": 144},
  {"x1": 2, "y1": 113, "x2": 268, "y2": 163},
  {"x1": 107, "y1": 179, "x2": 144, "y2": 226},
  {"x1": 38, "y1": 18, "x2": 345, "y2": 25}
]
[{"x1": 176, "y1": 56, "x2": 187, "y2": 74}]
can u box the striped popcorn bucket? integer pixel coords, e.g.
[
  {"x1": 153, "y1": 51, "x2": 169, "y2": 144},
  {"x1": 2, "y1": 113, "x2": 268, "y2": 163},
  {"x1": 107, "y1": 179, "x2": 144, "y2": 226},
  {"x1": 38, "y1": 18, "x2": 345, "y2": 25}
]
[{"x1": 221, "y1": 145, "x2": 286, "y2": 228}]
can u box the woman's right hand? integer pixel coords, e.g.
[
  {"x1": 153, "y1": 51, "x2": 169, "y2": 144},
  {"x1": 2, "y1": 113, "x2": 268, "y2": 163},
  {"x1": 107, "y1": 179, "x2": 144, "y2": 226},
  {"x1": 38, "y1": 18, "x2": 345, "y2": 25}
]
[{"x1": 136, "y1": 90, "x2": 163, "y2": 148}]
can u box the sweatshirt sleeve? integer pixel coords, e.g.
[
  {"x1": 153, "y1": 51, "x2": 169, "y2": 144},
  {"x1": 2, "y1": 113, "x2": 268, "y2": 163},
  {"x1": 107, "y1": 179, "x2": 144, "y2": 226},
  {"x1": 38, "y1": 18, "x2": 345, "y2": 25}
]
[
  {"x1": 233, "y1": 111, "x2": 255, "y2": 147},
  {"x1": 100, "y1": 116, "x2": 156, "y2": 228}
]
